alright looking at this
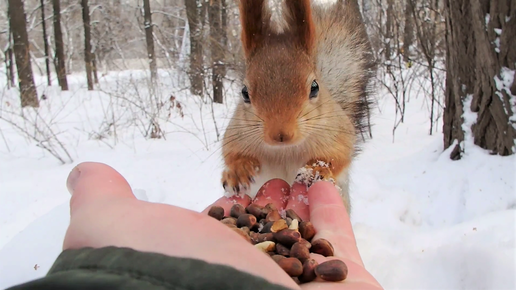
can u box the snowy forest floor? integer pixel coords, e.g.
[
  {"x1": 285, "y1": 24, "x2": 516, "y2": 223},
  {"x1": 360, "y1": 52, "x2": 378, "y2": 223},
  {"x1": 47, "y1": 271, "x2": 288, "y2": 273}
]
[{"x1": 0, "y1": 68, "x2": 514, "y2": 290}]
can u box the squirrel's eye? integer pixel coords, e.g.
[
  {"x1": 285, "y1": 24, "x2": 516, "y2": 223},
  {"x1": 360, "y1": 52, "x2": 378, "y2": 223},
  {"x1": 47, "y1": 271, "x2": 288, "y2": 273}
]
[
  {"x1": 242, "y1": 86, "x2": 250, "y2": 103},
  {"x1": 310, "y1": 80, "x2": 319, "y2": 99}
]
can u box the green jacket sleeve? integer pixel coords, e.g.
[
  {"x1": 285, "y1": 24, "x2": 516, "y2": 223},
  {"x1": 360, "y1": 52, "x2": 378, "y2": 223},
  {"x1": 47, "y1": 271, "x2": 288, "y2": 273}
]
[{"x1": 6, "y1": 247, "x2": 294, "y2": 290}]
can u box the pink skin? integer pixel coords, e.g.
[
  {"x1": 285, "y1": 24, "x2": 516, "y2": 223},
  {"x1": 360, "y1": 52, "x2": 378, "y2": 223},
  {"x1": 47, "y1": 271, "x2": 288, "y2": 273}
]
[{"x1": 63, "y1": 162, "x2": 383, "y2": 290}]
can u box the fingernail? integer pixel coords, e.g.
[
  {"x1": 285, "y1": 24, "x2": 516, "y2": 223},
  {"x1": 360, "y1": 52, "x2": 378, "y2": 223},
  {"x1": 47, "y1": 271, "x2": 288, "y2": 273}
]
[{"x1": 66, "y1": 166, "x2": 82, "y2": 195}]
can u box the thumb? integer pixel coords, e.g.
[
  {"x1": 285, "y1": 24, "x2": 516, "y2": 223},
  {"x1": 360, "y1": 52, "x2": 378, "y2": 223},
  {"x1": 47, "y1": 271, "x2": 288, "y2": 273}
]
[
  {"x1": 307, "y1": 181, "x2": 364, "y2": 267},
  {"x1": 67, "y1": 162, "x2": 136, "y2": 214}
]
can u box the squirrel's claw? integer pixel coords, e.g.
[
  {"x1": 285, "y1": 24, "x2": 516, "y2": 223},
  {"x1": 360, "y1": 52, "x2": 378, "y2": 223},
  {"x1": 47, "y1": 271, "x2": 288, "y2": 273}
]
[
  {"x1": 221, "y1": 172, "x2": 257, "y2": 197},
  {"x1": 222, "y1": 176, "x2": 252, "y2": 197},
  {"x1": 222, "y1": 156, "x2": 260, "y2": 197}
]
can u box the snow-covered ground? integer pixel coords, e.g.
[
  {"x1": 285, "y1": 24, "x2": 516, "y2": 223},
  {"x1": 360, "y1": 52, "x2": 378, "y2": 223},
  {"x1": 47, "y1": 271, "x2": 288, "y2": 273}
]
[{"x1": 0, "y1": 68, "x2": 514, "y2": 290}]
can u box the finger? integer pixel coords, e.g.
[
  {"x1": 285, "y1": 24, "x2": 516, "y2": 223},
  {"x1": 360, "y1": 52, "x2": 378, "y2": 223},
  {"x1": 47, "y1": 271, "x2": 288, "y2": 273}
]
[
  {"x1": 67, "y1": 194, "x2": 300, "y2": 290},
  {"x1": 285, "y1": 182, "x2": 310, "y2": 221},
  {"x1": 201, "y1": 194, "x2": 252, "y2": 216},
  {"x1": 307, "y1": 181, "x2": 365, "y2": 267},
  {"x1": 202, "y1": 179, "x2": 291, "y2": 216},
  {"x1": 251, "y1": 179, "x2": 291, "y2": 210},
  {"x1": 67, "y1": 162, "x2": 136, "y2": 214}
]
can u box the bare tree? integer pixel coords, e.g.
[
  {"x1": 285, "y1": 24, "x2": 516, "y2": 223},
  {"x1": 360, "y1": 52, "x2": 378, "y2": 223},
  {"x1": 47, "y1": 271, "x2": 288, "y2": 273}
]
[
  {"x1": 8, "y1": 0, "x2": 39, "y2": 107},
  {"x1": 208, "y1": 0, "x2": 226, "y2": 103},
  {"x1": 402, "y1": 0, "x2": 414, "y2": 64},
  {"x1": 143, "y1": 0, "x2": 157, "y2": 81},
  {"x1": 409, "y1": 0, "x2": 445, "y2": 135},
  {"x1": 4, "y1": 30, "x2": 16, "y2": 88},
  {"x1": 92, "y1": 52, "x2": 98, "y2": 84},
  {"x1": 52, "y1": 0, "x2": 68, "y2": 90},
  {"x1": 185, "y1": 0, "x2": 204, "y2": 96},
  {"x1": 384, "y1": 0, "x2": 395, "y2": 60},
  {"x1": 443, "y1": 0, "x2": 516, "y2": 159},
  {"x1": 80, "y1": 0, "x2": 94, "y2": 90},
  {"x1": 40, "y1": 0, "x2": 52, "y2": 86}
]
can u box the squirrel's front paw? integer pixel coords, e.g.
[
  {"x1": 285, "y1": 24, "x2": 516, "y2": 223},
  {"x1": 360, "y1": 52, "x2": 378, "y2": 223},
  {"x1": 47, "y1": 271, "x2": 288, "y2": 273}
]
[
  {"x1": 222, "y1": 156, "x2": 261, "y2": 197},
  {"x1": 295, "y1": 160, "x2": 336, "y2": 187}
]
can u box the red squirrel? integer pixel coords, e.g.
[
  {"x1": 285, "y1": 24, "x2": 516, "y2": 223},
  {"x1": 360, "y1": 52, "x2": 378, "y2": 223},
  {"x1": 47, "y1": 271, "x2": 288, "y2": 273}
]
[{"x1": 221, "y1": 0, "x2": 375, "y2": 214}]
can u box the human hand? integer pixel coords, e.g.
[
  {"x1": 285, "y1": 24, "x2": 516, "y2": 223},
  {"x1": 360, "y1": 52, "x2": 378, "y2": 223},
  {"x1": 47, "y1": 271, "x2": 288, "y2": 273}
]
[
  {"x1": 62, "y1": 161, "x2": 382, "y2": 290},
  {"x1": 63, "y1": 162, "x2": 299, "y2": 289},
  {"x1": 203, "y1": 180, "x2": 384, "y2": 290}
]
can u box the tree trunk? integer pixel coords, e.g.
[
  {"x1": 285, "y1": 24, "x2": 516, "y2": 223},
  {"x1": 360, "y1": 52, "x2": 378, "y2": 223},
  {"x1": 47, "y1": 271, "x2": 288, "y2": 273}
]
[
  {"x1": 40, "y1": 0, "x2": 52, "y2": 86},
  {"x1": 81, "y1": 0, "x2": 94, "y2": 90},
  {"x1": 143, "y1": 0, "x2": 157, "y2": 81},
  {"x1": 209, "y1": 0, "x2": 224, "y2": 104},
  {"x1": 92, "y1": 52, "x2": 99, "y2": 83},
  {"x1": 8, "y1": 0, "x2": 39, "y2": 108},
  {"x1": 384, "y1": 0, "x2": 395, "y2": 60},
  {"x1": 443, "y1": 0, "x2": 516, "y2": 159},
  {"x1": 185, "y1": 0, "x2": 204, "y2": 96},
  {"x1": 402, "y1": 0, "x2": 414, "y2": 64},
  {"x1": 52, "y1": 0, "x2": 68, "y2": 91},
  {"x1": 220, "y1": 0, "x2": 227, "y2": 75},
  {"x1": 5, "y1": 31, "x2": 15, "y2": 88}
]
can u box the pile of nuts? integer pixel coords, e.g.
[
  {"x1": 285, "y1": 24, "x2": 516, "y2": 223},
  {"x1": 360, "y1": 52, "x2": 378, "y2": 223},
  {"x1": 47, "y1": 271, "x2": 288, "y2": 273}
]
[{"x1": 208, "y1": 203, "x2": 348, "y2": 284}]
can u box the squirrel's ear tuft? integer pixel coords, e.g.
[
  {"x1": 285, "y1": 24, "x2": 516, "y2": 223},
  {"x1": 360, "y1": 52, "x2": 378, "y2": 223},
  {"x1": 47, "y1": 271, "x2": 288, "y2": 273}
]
[
  {"x1": 283, "y1": 0, "x2": 315, "y2": 54},
  {"x1": 238, "y1": 0, "x2": 271, "y2": 58}
]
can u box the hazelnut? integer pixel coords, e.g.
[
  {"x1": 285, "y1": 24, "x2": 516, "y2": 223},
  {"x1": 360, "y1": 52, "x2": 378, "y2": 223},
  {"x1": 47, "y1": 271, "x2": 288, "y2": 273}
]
[
  {"x1": 273, "y1": 229, "x2": 301, "y2": 247},
  {"x1": 298, "y1": 238, "x2": 312, "y2": 249},
  {"x1": 271, "y1": 255, "x2": 286, "y2": 263},
  {"x1": 298, "y1": 259, "x2": 318, "y2": 283},
  {"x1": 286, "y1": 209, "x2": 303, "y2": 222},
  {"x1": 314, "y1": 260, "x2": 348, "y2": 282},
  {"x1": 250, "y1": 232, "x2": 274, "y2": 244},
  {"x1": 276, "y1": 243, "x2": 291, "y2": 256},
  {"x1": 230, "y1": 204, "x2": 246, "y2": 219},
  {"x1": 277, "y1": 258, "x2": 303, "y2": 277},
  {"x1": 290, "y1": 242, "x2": 310, "y2": 263},
  {"x1": 246, "y1": 204, "x2": 267, "y2": 220},
  {"x1": 260, "y1": 221, "x2": 274, "y2": 233},
  {"x1": 299, "y1": 221, "x2": 316, "y2": 241},
  {"x1": 311, "y1": 239, "x2": 334, "y2": 257},
  {"x1": 237, "y1": 214, "x2": 257, "y2": 228},
  {"x1": 207, "y1": 206, "x2": 225, "y2": 220}
]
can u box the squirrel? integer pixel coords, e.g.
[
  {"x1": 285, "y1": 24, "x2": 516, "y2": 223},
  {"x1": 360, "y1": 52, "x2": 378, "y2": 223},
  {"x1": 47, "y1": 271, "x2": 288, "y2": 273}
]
[{"x1": 220, "y1": 0, "x2": 376, "y2": 214}]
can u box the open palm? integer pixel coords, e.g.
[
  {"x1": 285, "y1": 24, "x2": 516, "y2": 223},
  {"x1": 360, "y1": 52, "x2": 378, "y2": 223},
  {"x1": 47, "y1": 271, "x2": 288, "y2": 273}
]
[
  {"x1": 55, "y1": 162, "x2": 381, "y2": 290},
  {"x1": 203, "y1": 180, "x2": 383, "y2": 290}
]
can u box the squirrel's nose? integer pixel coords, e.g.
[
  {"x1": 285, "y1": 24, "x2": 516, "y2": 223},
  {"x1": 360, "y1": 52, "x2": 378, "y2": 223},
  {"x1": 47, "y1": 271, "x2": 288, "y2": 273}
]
[{"x1": 271, "y1": 131, "x2": 294, "y2": 143}]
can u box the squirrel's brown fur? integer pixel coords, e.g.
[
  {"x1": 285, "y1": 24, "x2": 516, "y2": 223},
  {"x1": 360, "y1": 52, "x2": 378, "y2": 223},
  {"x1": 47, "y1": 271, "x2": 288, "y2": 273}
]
[{"x1": 221, "y1": 0, "x2": 376, "y2": 214}]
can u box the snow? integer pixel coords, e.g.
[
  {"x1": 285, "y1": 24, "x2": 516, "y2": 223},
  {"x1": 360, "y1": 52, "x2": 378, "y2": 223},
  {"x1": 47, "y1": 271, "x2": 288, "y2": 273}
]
[
  {"x1": 461, "y1": 94, "x2": 477, "y2": 152},
  {"x1": 1, "y1": 68, "x2": 515, "y2": 290},
  {"x1": 495, "y1": 66, "x2": 516, "y2": 124}
]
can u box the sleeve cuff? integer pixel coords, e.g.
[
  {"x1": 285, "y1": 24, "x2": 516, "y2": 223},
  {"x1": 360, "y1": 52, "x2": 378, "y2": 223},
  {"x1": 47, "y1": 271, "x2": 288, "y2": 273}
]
[{"x1": 8, "y1": 246, "x2": 294, "y2": 290}]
